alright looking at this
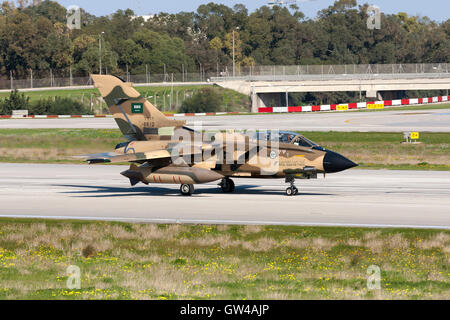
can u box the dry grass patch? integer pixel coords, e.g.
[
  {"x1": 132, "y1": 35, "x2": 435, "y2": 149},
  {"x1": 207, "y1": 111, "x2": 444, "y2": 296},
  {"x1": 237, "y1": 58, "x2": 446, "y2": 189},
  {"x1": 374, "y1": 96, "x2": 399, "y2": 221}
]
[
  {"x1": 134, "y1": 224, "x2": 182, "y2": 241},
  {"x1": 178, "y1": 234, "x2": 240, "y2": 248},
  {"x1": 242, "y1": 237, "x2": 280, "y2": 252},
  {"x1": 417, "y1": 232, "x2": 450, "y2": 250},
  {"x1": 244, "y1": 225, "x2": 263, "y2": 233}
]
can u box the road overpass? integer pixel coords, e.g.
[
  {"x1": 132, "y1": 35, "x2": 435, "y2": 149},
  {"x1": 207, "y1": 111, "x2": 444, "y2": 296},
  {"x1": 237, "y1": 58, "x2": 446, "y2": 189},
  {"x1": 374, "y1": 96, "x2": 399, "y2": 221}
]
[
  {"x1": 212, "y1": 64, "x2": 450, "y2": 112},
  {"x1": 215, "y1": 76, "x2": 449, "y2": 112}
]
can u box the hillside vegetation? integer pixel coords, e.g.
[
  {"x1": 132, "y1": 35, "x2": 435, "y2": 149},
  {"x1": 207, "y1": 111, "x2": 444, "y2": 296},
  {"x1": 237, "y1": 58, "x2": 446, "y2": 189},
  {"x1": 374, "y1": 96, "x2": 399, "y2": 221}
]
[{"x1": 0, "y1": 0, "x2": 447, "y2": 78}]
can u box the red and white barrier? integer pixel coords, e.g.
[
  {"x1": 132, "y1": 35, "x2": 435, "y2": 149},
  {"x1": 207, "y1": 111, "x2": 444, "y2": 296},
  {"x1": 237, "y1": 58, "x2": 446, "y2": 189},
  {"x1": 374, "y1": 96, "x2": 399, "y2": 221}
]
[
  {"x1": 258, "y1": 95, "x2": 450, "y2": 113},
  {"x1": 0, "y1": 112, "x2": 243, "y2": 119}
]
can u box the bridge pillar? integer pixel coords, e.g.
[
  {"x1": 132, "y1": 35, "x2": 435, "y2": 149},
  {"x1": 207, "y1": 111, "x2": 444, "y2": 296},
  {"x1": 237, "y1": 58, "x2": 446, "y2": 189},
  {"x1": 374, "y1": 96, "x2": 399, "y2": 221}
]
[
  {"x1": 366, "y1": 90, "x2": 378, "y2": 100},
  {"x1": 251, "y1": 86, "x2": 258, "y2": 113},
  {"x1": 252, "y1": 92, "x2": 282, "y2": 112}
]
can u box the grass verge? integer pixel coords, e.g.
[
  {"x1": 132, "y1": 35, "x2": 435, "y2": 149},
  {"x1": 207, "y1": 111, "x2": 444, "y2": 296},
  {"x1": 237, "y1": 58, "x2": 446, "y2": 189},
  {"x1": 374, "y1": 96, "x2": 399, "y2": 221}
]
[
  {"x1": 0, "y1": 129, "x2": 449, "y2": 170},
  {"x1": 0, "y1": 219, "x2": 448, "y2": 300}
]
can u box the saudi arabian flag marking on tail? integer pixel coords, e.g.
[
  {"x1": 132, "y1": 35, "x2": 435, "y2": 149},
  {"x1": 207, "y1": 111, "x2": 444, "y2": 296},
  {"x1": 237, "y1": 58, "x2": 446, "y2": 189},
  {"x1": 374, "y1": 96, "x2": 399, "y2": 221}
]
[{"x1": 131, "y1": 103, "x2": 144, "y2": 114}]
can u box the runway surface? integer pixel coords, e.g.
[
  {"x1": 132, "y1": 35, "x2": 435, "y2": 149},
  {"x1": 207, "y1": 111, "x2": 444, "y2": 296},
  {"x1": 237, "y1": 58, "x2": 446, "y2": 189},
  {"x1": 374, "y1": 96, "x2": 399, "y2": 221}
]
[
  {"x1": 0, "y1": 163, "x2": 448, "y2": 229},
  {"x1": 1, "y1": 108, "x2": 450, "y2": 132}
]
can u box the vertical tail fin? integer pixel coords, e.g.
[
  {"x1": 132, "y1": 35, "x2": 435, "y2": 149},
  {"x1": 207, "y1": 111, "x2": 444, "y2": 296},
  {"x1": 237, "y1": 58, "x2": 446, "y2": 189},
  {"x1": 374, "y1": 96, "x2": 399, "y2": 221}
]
[{"x1": 91, "y1": 74, "x2": 185, "y2": 141}]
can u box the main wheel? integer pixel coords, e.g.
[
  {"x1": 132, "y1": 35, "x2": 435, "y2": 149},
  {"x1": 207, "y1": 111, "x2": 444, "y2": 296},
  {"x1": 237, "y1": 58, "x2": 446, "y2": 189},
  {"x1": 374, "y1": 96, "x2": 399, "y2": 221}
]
[
  {"x1": 180, "y1": 184, "x2": 194, "y2": 196},
  {"x1": 220, "y1": 178, "x2": 235, "y2": 193}
]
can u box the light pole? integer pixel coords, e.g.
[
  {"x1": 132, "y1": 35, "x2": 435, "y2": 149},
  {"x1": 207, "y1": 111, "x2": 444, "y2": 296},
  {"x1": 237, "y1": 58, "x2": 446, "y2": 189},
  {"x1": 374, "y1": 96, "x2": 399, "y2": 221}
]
[
  {"x1": 232, "y1": 27, "x2": 239, "y2": 78},
  {"x1": 99, "y1": 32, "x2": 105, "y2": 75}
]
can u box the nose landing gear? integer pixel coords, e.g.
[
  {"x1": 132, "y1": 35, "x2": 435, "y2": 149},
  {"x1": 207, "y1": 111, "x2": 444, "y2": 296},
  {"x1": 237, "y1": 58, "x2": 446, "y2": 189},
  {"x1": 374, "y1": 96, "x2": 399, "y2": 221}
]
[{"x1": 285, "y1": 177, "x2": 298, "y2": 196}]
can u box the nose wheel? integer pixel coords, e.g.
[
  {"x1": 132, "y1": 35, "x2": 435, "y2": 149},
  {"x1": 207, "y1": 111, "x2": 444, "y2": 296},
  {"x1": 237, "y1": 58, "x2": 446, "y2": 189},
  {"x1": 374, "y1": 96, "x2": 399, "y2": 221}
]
[
  {"x1": 220, "y1": 178, "x2": 235, "y2": 193},
  {"x1": 286, "y1": 186, "x2": 298, "y2": 196},
  {"x1": 285, "y1": 177, "x2": 298, "y2": 196}
]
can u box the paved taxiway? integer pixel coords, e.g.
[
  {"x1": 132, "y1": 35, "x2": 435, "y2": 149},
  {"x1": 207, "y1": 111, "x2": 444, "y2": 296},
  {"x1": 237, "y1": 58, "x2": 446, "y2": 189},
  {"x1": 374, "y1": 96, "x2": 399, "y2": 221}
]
[
  {"x1": 1, "y1": 108, "x2": 450, "y2": 132},
  {"x1": 0, "y1": 163, "x2": 448, "y2": 229}
]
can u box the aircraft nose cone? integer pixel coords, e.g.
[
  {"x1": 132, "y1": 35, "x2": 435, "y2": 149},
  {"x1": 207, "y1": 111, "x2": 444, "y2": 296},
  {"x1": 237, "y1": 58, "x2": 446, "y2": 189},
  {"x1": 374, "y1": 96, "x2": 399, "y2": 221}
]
[{"x1": 323, "y1": 151, "x2": 358, "y2": 173}]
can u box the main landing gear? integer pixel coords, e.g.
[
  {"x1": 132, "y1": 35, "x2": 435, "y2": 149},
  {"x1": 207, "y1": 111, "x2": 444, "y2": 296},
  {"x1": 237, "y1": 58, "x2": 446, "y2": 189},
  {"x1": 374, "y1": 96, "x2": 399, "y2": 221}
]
[
  {"x1": 180, "y1": 184, "x2": 195, "y2": 196},
  {"x1": 285, "y1": 177, "x2": 298, "y2": 196},
  {"x1": 220, "y1": 178, "x2": 235, "y2": 193}
]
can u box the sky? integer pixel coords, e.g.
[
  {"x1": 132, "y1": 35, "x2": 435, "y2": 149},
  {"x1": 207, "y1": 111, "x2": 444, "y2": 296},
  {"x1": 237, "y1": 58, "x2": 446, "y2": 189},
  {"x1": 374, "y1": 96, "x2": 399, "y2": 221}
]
[{"x1": 54, "y1": 0, "x2": 449, "y2": 22}]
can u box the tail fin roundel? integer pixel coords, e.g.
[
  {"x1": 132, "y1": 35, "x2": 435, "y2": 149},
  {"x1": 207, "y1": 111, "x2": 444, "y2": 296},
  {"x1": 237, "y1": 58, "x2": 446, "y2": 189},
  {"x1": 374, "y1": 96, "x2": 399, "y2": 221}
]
[{"x1": 91, "y1": 74, "x2": 185, "y2": 141}]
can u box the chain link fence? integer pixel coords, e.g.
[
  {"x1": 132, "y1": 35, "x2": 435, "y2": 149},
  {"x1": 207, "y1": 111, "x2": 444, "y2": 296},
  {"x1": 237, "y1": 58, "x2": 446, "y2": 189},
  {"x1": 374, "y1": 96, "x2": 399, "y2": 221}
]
[
  {"x1": 212, "y1": 63, "x2": 450, "y2": 81},
  {"x1": 1, "y1": 64, "x2": 448, "y2": 90},
  {"x1": 0, "y1": 72, "x2": 217, "y2": 90}
]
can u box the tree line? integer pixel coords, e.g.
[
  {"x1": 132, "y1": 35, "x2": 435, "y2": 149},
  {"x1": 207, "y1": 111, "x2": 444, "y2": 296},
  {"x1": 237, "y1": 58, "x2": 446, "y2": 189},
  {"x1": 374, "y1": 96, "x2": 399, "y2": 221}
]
[{"x1": 0, "y1": 0, "x2": 448, "y2": 80}]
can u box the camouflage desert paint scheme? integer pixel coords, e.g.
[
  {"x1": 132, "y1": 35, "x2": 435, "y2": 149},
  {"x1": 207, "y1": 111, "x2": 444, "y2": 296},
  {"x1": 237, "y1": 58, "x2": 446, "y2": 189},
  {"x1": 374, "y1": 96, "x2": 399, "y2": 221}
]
[{"x1": 81, "y1": 75, "x2": 357, "y2": 196}]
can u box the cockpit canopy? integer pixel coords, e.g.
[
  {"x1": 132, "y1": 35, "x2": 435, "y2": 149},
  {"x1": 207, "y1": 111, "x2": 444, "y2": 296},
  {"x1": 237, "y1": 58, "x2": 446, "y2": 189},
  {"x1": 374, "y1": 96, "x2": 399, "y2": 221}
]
[{"x1": 264, "y1": 131, "x2": 320, "y2": 148}]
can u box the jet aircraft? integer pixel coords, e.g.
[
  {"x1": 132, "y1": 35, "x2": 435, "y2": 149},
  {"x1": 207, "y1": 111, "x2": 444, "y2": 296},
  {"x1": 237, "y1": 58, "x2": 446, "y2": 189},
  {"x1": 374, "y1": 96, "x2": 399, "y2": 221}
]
[{"x1": 81, "y1": 75, "x2": 357, "y2": 196}]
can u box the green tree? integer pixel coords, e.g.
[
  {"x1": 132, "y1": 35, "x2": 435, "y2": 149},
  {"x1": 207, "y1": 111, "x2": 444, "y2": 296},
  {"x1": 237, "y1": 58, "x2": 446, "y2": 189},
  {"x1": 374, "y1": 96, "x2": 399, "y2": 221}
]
[
  {"x1": 117, "y1": 39, "x2": 146, "y2": 72},
  {"x1": 72, "y1": 34, "x2": 96, "y2": 65},
  {"x1": 196, "y1": 3, "x2": 234, "y2": 40},
  {"x1": 224, "y1": 31, "x2": 242, "y2": 61},
  {"x1": 0, "y1": 90, "x2": 30, "y2": 115},
  {"x1": 179, "y1": 88, "x2": 222, "y2": 113},
  {"x1": 209, "y1": 37, "x2": 223, "y2": 51},
  {"x1": 133, "y1": 30, "x2": 193, "y2": 74},
  {"x1": 23, "y1": 0, "x2": 66, "y2": 24},
  {"x1": 73, "y1": 40, "x2": 118, "y2": 75},
  {"x1": 0, "y1": 4, "x2": 73, "y2": 77}
]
